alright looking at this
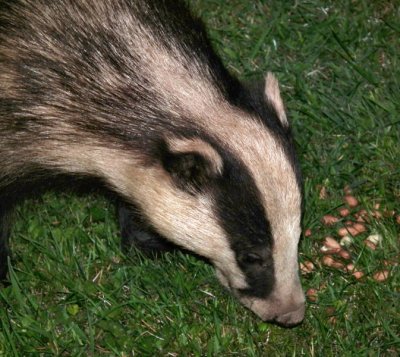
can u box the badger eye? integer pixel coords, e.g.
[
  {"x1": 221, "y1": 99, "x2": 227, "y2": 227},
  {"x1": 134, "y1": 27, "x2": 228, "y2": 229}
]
[{"x1": 242, "y1": 252, "x2": 263, "y2": 265}]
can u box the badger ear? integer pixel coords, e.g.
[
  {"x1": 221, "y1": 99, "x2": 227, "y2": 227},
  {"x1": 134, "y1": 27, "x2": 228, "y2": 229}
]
[
  {"x1": 264, "y1": 72, "x2": 289, "y2": 128},
  {"x1": 161, "y1": 137, "x2": 223, "y2": 193}
]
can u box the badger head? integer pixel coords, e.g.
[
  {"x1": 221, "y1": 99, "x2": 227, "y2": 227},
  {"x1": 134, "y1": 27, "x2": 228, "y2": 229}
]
[{"x1": 106, "y1": 73, "x2": 304, "y2": 326}]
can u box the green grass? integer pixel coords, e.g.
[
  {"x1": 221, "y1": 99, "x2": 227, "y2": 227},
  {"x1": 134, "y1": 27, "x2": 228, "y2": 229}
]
[{"x1": 1, "y1": 0, "x2": 400, "y2": 355}]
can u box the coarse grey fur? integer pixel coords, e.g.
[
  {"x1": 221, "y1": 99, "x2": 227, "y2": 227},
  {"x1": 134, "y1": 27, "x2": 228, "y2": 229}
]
[{"x1": 0, "y1": 0, "x2": 305, "y2": 326}]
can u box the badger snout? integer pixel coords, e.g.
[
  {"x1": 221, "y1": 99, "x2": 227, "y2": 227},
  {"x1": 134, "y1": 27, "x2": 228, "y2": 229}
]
[
  {"x1": 273, "y1": 302, "x2": 305, "y2": 327},
  {"x1": 238, "y1": 290, "x2": 306, "y2": 327},
  {"x1": 252, "y1": 299, "x2": 305, "y2": 327}
]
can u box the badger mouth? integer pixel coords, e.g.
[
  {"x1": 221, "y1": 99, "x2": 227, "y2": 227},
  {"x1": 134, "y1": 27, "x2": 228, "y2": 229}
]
[
  {"x1": 214, "y1": 267, "x2": 305, "y2": 327},
  {"x1": 237, "y1": 293, "x2": 305, "y2": 327}
]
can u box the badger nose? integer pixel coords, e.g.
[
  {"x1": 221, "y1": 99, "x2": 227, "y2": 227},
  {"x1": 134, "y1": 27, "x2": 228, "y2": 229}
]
[
  {"x1": 238, "y1": 291, "x2": 306, "y2": 326},
  {"x1": 274, "y1": 303, "x2": 305, "y2": 327}
]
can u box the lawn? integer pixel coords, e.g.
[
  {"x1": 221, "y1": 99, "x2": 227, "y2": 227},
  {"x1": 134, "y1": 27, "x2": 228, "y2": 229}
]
[{"x1": 1, "y1": 0, "x2": 399, "y2": 355}]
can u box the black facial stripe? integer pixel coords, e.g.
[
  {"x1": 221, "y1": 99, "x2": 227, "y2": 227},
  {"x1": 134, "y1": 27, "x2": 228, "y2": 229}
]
[{"x1": 211, "y1": 147, "x2": 276, "y2": 299}]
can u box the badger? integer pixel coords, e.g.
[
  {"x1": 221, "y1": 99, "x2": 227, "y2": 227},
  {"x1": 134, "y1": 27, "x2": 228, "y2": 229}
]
[{"x1": 0, "y1": 0, "x2": 305, "y2": 326}]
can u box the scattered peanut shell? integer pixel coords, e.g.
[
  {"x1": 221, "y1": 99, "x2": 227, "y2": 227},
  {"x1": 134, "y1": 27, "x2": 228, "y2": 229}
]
[
  {"x1": 339, "y1": 223, "x2": 366, "y2": 237},
  {"x1": 319, "y1": 186, "x2": 327, "y2": 200},
  {"x1": 322, "y1": 237, "x2": 341, "y2": 252},
  {"x1": 356, "y1": 209, "x2": 367, "y2": 217},
  {"x1": 344, "y1": 195, "x2": 358, "y2": 208},
  {"x1": 338, "y1": 226, "x2": 361, "y2": 237},
  {"x1": 305, "y1": 260, "x2": 315, "y2": 270},
  {"x1": 322, "y1": 255, "x2": 344, "y2": 269},
  {"x1": 326, "y1": 307, "x2": 335, "y2": 315},
  {"x1": 353, "y1": 222, "x2": 366, "y2": 232},
  {"x1": 347, "y1": 226, "x2": 361, "y2": 236},
  {"x1": 366, "y1": 234, "x2": 382, "y2": 245},
  {"x1": 322, "y1": 255, "x2": 334, "y2": 265},
  {"x1": 300, "y1": 261, "x2": 315, "y2": 274},
  {"x1": 328, "y1": 316, "x2": 336, "y2": 324},
  {"x1": 306, "y1": 288, "x2": 318, "y2": 301},
  {"x1": 363, "y1": 240, "x2": 376, "y2": 250},
  {"x1": 373, "y1": 270, "x2": 389, "y2": 282},
  {"x1": 384, "y1": 210, "x2": 395, "y2": 217},
  {"x1": 304, "y1": 229, "x2": 312, "y2": 237},
  {"x1": 396, "y1": 215, "x2": 400, "y2": 225},
  {"x1": 338, "y1": 249, "x2": 351, "y2": 260},
  {"x1": 340, "y1": 236, "x2": 353, "y2": 246},
  {"x1": 383, "y1": 258, "x2": 398, "y2": 267},
  {"x1": 356, "y1": 215, "x2": 370, "y2": 223},
  {"x1": 322, "y1": 215, "x2": 339, "y2": 225},
  {"x1": 339, "y1": 207, "x2": 350, "y2": 217},
  {"x1": 343, "y1": 185, "x2": 352, "y2": 195},
  {"x1": 345, "y1": 263, "x2": 355, "y2": 272},
  {"x1": 352, "y1": 271, "x2": 364, "y2": 279},
  {"x1": 371, "y1": 210, "x2": 382, "y2": 219}
]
